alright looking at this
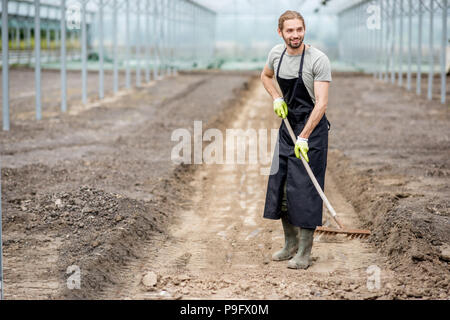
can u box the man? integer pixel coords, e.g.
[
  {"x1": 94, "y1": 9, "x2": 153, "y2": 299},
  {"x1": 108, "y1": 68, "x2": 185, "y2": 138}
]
[{"x1": 260, "y1": 10, "x2": 332, "y2": 269}]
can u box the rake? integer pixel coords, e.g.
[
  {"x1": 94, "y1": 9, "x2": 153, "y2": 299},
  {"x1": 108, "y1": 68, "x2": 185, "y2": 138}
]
[{"x1": 283, "y1": 118, "x2": 371, "y2": 239}]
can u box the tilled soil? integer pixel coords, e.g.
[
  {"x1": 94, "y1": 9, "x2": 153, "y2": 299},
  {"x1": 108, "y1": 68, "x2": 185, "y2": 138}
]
[
  {"x1": 0, "y1": 69, "x2": 449, "y2": 300},
  {"x1": 1, "y1": 69, "x2": 253, "y2": 299},
  {"x1": 326, "y1": 74, "x2": 450, "y2": 298}
]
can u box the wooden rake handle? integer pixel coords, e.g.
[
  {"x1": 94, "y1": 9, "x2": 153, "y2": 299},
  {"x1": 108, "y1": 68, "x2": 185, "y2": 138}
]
[{"x1": 283, "y1": 118, "x2": 345, "y2": 230}]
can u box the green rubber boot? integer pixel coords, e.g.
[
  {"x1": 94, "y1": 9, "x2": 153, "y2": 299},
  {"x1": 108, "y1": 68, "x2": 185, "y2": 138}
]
[
  {"x1": 287, "y1": 228, "x2": 315, "y2": 269},
  {"x1": 272, "y1": 216, "x2": 299, "y2": 261}
]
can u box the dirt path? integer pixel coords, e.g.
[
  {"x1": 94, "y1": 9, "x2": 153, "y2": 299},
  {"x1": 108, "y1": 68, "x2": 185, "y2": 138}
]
[{"x1": 99, "y1": 81, "x2": 392, "y2": 300}]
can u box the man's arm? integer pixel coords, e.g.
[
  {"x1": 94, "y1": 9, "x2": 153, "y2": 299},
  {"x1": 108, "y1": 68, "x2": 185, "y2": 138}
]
[
  {"x1": 298, "y1": 81, "x2": 329, "y2": 139},
  {"x1": 260, "y1": 65, "x2": 282, "y2": 100}
]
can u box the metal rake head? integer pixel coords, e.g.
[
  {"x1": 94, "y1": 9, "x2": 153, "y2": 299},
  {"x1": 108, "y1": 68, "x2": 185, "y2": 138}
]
[
  {"x1": 344, "y1": 233, "x2": 370, "y2": 240},
  {"x1": 314, "y1": 226, "x2": 371, "y2": 239}
]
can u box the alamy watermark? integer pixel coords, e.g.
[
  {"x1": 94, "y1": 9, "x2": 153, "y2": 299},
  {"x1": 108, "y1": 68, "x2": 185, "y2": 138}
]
[
  {"x1": 66, "y1": 1, "x2": 81, "y2": 30},
  {"x1": 66, "y1": 265, "x2": 81, "y2": 290},
  {"x1": 171, "y1": 121, "x2": 280, "y2": 175},
  {"x1": 366, "y1": 4, "x2": 381, "y2": 30},
  {"x1": 366, "y1": 265, "x2": 381, "y2": 291}
]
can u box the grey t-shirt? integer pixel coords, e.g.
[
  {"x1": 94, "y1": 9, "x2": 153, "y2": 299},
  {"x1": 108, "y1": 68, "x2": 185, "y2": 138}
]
[{"x1": 266, "y1": 43, "x2": 332, "y2": 104}]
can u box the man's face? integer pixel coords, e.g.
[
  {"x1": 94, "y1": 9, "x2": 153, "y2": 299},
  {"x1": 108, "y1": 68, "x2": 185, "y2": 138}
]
[{"x1": 278, "y1": 18, "x2": 305, "y2": 49}]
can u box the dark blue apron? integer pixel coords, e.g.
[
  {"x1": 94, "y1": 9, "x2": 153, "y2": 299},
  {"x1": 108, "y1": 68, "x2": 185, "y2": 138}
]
[{"x1": 263, "y1": 45, "x2": 329, "y2": 229}]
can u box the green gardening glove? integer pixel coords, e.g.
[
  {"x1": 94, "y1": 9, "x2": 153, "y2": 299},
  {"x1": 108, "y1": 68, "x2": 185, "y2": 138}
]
[
  {"x1": 295, "y1": 137, "x2": 309, "y2": 162},
  {"x1": 273, "y1": 97, "x2": 288, "y2": 119}
]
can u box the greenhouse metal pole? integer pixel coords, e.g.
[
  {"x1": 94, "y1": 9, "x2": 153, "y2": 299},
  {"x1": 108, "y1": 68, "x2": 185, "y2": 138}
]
[
  {"x1": 174, "y1": 0, "x2": 177, "y2": 73},
  {"x1": 56, "y1": 28, "x2": 60, "y2": 49},
  {"x1": 136, "y1": 0, "x2": 141, "y2": 87},
  {"x1": 417, "y1": 0, "x2": 423, "y2": 95},
  {"x1": 363, "y1": 4, "x2": 366, "y2": 72},
  {"x1": 399, "y1": 0, "x2": 403, "y2": 86},
  {"x1": 380, "y1": 1, "x2": 384, "y2": 79},
  {"x1": 347, "y1": 11, "x2": 351, "y2": 64},
  {"x1": 153, "y1": 0, "x2": 159, "y2": 80},
  {"x1": 172, "y1": 0, "x2": 176, "y2": 75},
  {"x1": 35, "y1": 0, "x2": 42, "y2": 120},
  {"x1": 145, "y1": 0, "x2": 150, "y2": 82},
  {"x1": 371, "y1": 3, "x2": 374, "y2": 75},
  {"x1": 373, "y1": 4, "x2": 377, "y2": 78},
  {"x1": 379, "y1": 0, "x2": 384, "y2": 80},
  {"x1": 212, "y1": 10, "x2": 216, "y2": 66},
  {"x1": 357, "y1": 5, "x2": 360, "y2": 67},
  {"x1": 357, "y1": 5, "x2": 360, "y2": 69},
  {"x1": 99, "y1": 0, "x2": 104, "y2": 99},
  {"x1": 192, "y1": 5, "x2": 199, "y2": 68},
  {"x1": 391, "y1": 0, "x2": 396, "y2": 84},
  {"x1": 167, "y1": 0, "x2": 171, "y2": 75},
  {"x1": 26, "y1": 22, "x2": 31, "y2": 51},
  {"x1": 16, "y1": 24, "x2": 20, "y2": 49},
  {"x1": 428, "y1": 0, "x2": 434, "y2": 100},
  {"x1": 159, "y1": 0, "x2": 164, "y2": 75},
  {"x1": 162, "y1": 0, "x2": 167, "y2": 75},
  {"x1": 46, "y1": 25, "x2": 50, "y2": 61},
  {"x1": 126, "y1": 0, "x2": 130, "y2": 89},
  {"x1": 169, "y1": 0, "x2": 173, "y2": 75},
  {"x1": 175, "y1": 0, "x2": 179, "y2": 74},
  {"x1": 113, "y1": 0, "x2": 118, "y2": 94},
  {"x1": 201, "y1": 8, "x2": 205, "y2": 67},
  {"x1": 157, "y1": 0, "x2": 161, "y2": 75},
  {"x1": 377, "y1": 0, "x2": 382, "y2": 80},
  {"x1": 347, "y1": 13, "x2": 351, "y2": 65},
  {"x1": 61, "y1": 0, "x2": 67, "y2": 112},
  {"x1": 407, "y1": 0, "x2": 412, "y2": 90},
  {"x1": 0, "y1": 160, "x2": 4, "y2": 299},
  {"x1": 199, "y1": 8, "x2": 202, "y2": 66},
  {"x1": 191, "y1": 2, "x2": 194, "y2": 66},
  {"x1": 68, "y1": 30, "x2": 72, "y2": 55},
  {"x1": 385, "y1": 0, "x2": 390, "y2": 82},
  {"x1": 2, "y1": 0, "x2": 10, "y2": 131},
  {"x1": 164, "y1": 0, "x2": 168, "y2": 75},
  {"x1": 441, "y1": 0, "x2": 448, "y2": 104},
  {"x1": 174, "y1": 0, "x2": 178, "y2": 74},
  {"x1": 81, "y1": 0, "x2": 87, "y2": 104},
  {"x1": 28, "y1": 9, "x2": 33, "y2": 65},
  {"x1": 180, "y1": 0, "x2": 184, "y2": 68}
]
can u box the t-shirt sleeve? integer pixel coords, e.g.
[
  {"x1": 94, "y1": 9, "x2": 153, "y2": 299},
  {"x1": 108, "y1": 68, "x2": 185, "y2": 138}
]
[
  {"x1": 266, "y1": 47, "x2": 275, "y2": 71},
  {"x1": 313, "y1": 54, "x2": 332, "y2": 82}
]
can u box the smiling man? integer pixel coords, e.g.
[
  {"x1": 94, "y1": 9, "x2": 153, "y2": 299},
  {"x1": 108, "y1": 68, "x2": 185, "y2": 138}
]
[{"x1": 260, "y1": 10, "x2": 332, "y2": 270}]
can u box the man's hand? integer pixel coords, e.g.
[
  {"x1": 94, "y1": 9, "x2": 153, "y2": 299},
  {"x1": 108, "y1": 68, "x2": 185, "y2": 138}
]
[
  {"x1": 295, "y1": 137, "x2": 309, "y2": 162},
  {"x1": 273, "y1": 98, "x2": 288, "y2": 119},
  {"x1": 260, "y1": 65, "x2": 286, "y2": 116}
]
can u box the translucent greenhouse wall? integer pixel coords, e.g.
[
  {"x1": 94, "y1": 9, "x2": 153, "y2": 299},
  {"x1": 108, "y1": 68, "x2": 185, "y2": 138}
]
[
  {"x1": 0, "y1": 0, "x2": 216, "y2": 70},
  {"x1": 213, "y1": 13, "x2": 340, "y2": 70},
  {"x1": 338, "y1": 0, "x2": 449, "y2": 104},
  {"x1": 0, "y1": 0, "x2": 216, "y2": 131}
]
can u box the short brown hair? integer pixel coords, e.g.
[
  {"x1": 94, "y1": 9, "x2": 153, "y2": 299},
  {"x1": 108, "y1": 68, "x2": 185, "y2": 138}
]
[{"x1": 278, "y1": 10, "x2": 305, "y2": 31}]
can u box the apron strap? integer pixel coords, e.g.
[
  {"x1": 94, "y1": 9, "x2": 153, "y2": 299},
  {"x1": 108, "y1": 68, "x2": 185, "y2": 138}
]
[
  {"x1": 287, "y1": 45, "x2": 306, "y2": 106},
  {"x1": 276, "y1": 48, "x2": 287, "y2": 79},
  {"x1": 298, "y1": 45, "x2": 306, "y2": 76}
]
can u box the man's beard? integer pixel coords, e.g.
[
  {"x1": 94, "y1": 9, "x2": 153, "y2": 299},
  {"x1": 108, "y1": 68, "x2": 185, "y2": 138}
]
[{"x1": 284, "y1": 36, "x2": 303, "y2": 49}]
